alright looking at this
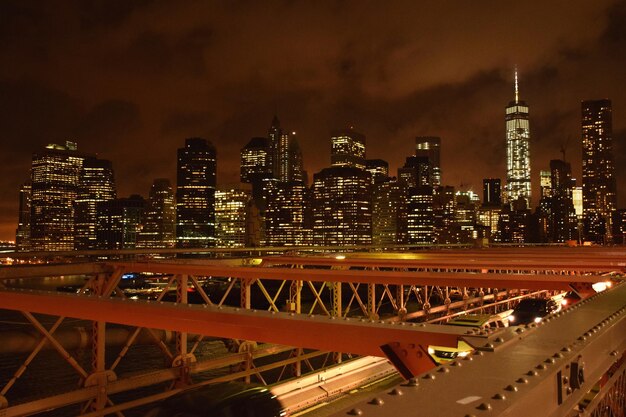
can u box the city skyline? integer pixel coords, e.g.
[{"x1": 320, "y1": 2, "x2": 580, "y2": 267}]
[{"x1": 1, "y1": 1, "x2": 626, "y2": 240}]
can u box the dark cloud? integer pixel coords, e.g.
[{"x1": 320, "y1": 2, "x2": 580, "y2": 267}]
[{"x1": 75, "y1": 99, "x2": 141, "y2": 147}]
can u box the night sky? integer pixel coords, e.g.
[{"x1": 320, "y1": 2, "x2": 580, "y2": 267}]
[{"x1": 1, "y1": 1, "x2": 625, "y2": 241}]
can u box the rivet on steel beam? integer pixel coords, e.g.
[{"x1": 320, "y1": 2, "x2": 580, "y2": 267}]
[
  {"x1": 422, "y1": 373, "x2": 435, "y2": 380},
  {"x1": 389, "y1": 388, "x2": 403, "y2": 396},
  {"x1": 492, "y1": 393, "x2": 506, "y2": 400},
  {"x1": 504, "y1": 385, "x2": 518, "y2": 392},
  {"x1": 566, "y1": 387, "x2": 573, "y2": 395},
  {"x1": 450, "y1": 361, "x2": 462, "y2": 367},
  {"x1": 234, "y1": 307, "x2": 240, "y2": 311},
  {"x1": 368, "y1": 397, "x2": 384, "y2": 405},
  {"x1": 516, "y1": 328, "x2": 525, "y2": 334},
  {"x1": 400, "y1": 321, "x2": 406, "y2": 326},
  {"x1": 516, "y1": 377, "x2": 529, "y2": 384},
  {"x1": 290, "y1": 313, "x2": 295, "y2": 316},
  {"x1": 419, "y1": 323, "x2": 426, "y2": 327},
  {"x1": 347, "y1": 408, "x2": 363, "y2": 415},
  {"x1": 329, "y1": 315, "x2": 335, "y2": 319},
  {"x1": 437, "y1": 367, "x2": 449, "y2": 373},
  {"x1": 495, "y1": 337, "x2": 504, "y2": 343},
  {"x1": 475, "y1": 351, "x2": 484, "y2": 356},
  {"x1": 545, "y1": 358, "x2": 555, "y2": 364},
  {"x1": 463, "y1": 356, "x2": 474, "y2": 361},
  {"x1": 578, "y1": 336, "x2": 586, "y2": 341},
  {"x1": 483, "y1": 343, "x2": 494, "y2": 349},
  {"x1": 536, "y1": 364, "x2": 547, "y2": 370},
  {"x1": 252, "y1": 309, "x2": 257, "y2": 313},
  {"x1": 476, "y1": 402, "x2": 492, "y2": 411},
  {"x1": 218, "y1": 306, "x2": 223, "y2": 310},
  {"x1": 406, "y1": 378, "x2": 419, "y2": 387},
  {"x1": 561, "y1": 347, "x2": 571, "y2": 352},
  {"x1": 610, "y1": 350, "x2": 618, "y2": 356},
  {"x1": 465, "y1": 414, "x2": 477, "y2": 417},
  {"x1": 526, "y1": 370, "x2": 538, "y2": 376},
  {"x1": 553, "y1": 353, "x2": 563, "y2": 359}
]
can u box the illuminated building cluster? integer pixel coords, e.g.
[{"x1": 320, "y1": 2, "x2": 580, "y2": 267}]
[{"x1": 14, "y1": 79, "x2": 622, "y2": 251}]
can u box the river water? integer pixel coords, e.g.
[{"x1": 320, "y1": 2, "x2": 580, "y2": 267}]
[{"x1": 0, "y1": 276, "x2": 242, "y2": 416}]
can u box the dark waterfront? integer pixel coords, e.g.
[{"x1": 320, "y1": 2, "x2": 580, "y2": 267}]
[{"x1": 0, "y1": 275, "x2": 240, "y2": 416}]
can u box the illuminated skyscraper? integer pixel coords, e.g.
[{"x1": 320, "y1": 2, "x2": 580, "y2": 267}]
[
  {"x1": 137, "y1": 179, "x2": 176, "y2": 248},
  {"x1": 582, "y1": 99, "x2": 616, "y2": 243},
  {"x1": 331, "y1": 128, "x2": 366, "y2": 169},
  {"x1": 265, "y1": 181, "x2": 309, "y2": 246},
  {"x1": 176, "y1": 138, "x2": 217, "y2": 248},
  {"x1": 240, "y1": 137, "x2": 271, "y2": 184},
  {"x1": 30, "y1": 142, "x2": 85, "y2": 251},
  {"x1": 15, "y1": 182, "x2": 32, "y2": 252},
  {"x1": 74, "y1": 157, "x2": 116, "y2": 250},
  {"x1": 312, "y1": 167, "x2": 371, "y2": 246},
  {"x1": 267, "y1": 117, "x2": 304, "y2": 183},
  {"x1": 415, "y1": 136, "x2": 441, "y2": 187},
  {"x1": 505, "y1": 70, "x2": 531, "y2": 206},
  {"x1": 434, "y1": 185, "x2": 457, "y2": 243},
  {"x1": 215, "y1": 187, "x2": 250, "y2": 248},
  {"x1": 406, "y1": 186, "x2": 434, "y2": 244}
]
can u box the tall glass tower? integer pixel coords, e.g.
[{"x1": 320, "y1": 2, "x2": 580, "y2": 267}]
[
  {"x1": 582, "y1": 99, "x2": 616, "y2": 243},
  {"x1": 505, "y1": 70, "x2": 531, "y2": 207},
  {"x1": 176, "y1": 138, "x2": 217, "y2": 248}
]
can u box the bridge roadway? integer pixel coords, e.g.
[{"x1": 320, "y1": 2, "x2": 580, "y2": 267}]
[{"x1": 0, "y1": 246, "x2": 625, "y2": 416}]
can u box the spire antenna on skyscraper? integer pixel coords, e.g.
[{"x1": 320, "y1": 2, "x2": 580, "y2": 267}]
[{"x1": 514, "y1": 67, "x2": 519, "y2": 103}]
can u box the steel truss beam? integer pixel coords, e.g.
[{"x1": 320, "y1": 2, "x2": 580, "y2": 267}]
[{"x1": 111, "y1": 262, "x2": 602, "y2": 290}]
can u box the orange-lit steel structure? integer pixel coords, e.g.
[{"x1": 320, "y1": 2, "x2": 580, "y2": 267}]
[{"x1": 0, "y1": 246, "x2": 624, "y2": 416}]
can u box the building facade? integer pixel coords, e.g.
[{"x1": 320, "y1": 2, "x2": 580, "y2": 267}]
[
  {"x1": 505, "y1": 71, "x2": 531, "y2": 206},
  {"x1": 265, "y1": 181, "x2": 309, "y2": 246},
  {"x1": 415, "y1": 136, "x2": 441, "y2": 187},
  {"x1": 74, "y1": 157, "x2": 116, "y2": 250},
  {"x1": 330, "y1": 129, "x2": 366, "y2": 170},
  {"x1": 215, "y1": 187, "x2": 250, "y2": 248},
  {"x1": 582, "y1": 99, "x2": 616, "y2": 243},
  {"x1": 137, "y1": 179, "x2": 176, "y2": 249},
  {"x1": 30, "y1": 142, "x2": 85, "y2": 251},
  {"x1": 15, "y1": 182, "x2": 32, "y2": 252},
  {"x1": 312, "y1": 167, "x2": 371, "y2": 246},
  {"x1": 96, "y1": 195, "x2": 145, "y2": 249},
  {"x1": 176, "y1": 138, "x2": 217, "y2": 248}
]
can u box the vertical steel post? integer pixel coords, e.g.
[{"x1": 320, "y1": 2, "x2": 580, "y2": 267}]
[
  {"x1": 290, "y1": 279, "x2": 303, "y2": 376},
  {"x1": 241, "y1": 278, "x2": 252, "y2": 383},
  {"x1": 367, "y1": 283, "x2": 378, "y2": 320},
  {"x1": 332, "y1": 282, "x2": 342, "y2": 363},
  {"x1": 396, "y1": 285, "x2": 406, "y2": 320},
  {"x1": 174, "y1": 274, "x2": 190, "y2": 386}
]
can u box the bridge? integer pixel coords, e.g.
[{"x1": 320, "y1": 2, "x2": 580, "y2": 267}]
[{"x1": 0, "y1": 246, "x2": 624, "y2": 416}]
